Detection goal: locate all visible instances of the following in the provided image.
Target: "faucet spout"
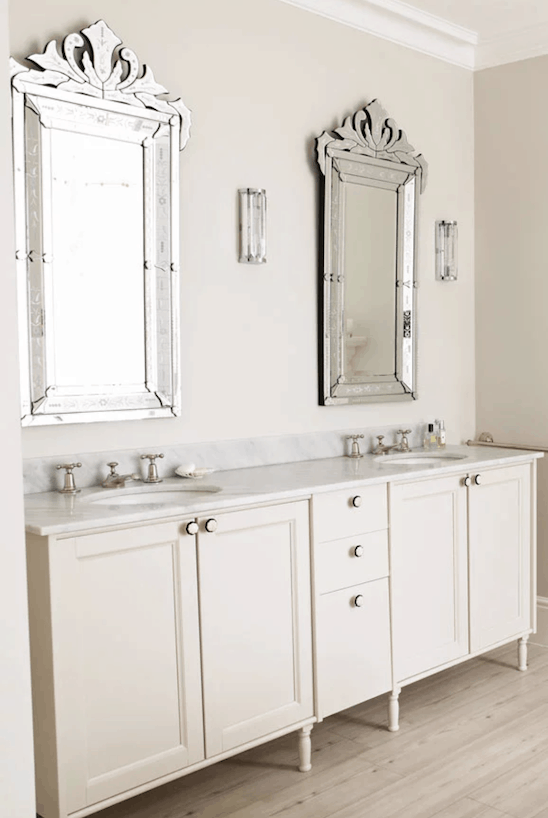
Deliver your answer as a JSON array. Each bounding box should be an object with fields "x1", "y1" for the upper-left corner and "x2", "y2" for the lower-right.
[{"x1": 102, "y1": 462, "x2": 140, "y2": 488}]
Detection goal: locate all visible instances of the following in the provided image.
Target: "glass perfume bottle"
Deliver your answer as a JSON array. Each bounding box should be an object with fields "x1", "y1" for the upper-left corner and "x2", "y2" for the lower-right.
[
  {"x1": 423, "y1": 423, "x2": 436, "y2": 450},
  {"x1": 436, "y1": 419, "x2": 446, "y2": 448}
]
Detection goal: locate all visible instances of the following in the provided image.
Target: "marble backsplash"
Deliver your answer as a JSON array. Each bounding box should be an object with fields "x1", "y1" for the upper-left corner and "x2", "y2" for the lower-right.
[{"x1": 23, "y1": 423, "x2": 430, "y2": 494}]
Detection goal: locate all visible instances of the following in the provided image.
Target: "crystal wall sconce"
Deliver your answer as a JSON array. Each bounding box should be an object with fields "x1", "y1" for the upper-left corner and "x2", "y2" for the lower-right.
[
  {"x1": 435, "y1": 220, "x2": 458, "y2": 281},
  {"x1": 239, "y1": 188, "x2": 267, "y2": 264}
]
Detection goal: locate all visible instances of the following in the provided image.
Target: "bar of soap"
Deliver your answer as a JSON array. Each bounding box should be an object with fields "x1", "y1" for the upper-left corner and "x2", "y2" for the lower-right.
[{"x1": 179, "y1": 462, "x2": 196, "y2": 474}]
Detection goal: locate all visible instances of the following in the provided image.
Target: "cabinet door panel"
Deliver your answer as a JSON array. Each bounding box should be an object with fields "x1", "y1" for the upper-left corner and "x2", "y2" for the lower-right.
[
  {"x1": 52, "y1": 522, "x2": 203, "y2": 811},
  {"x1": 469, "y1": 464, "x2": 531, "y2": 651},
  {"x1": 317, "y1": 579, "x2": 391, "y2": 718},
  {"x1": 390, "y1": 475, "x2": 468, "y2": 681},
  {"x1": 198, "y1": 502, "x2": 313, "y2": 757}
]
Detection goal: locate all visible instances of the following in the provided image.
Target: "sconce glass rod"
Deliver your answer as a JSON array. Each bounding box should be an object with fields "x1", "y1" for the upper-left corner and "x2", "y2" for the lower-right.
[
  {"x1": 435, "y1": 220, "x2": 458, "y2": 281},
  {"x1": 239, "y1": 188, "x2": 267, "y2": 264}
]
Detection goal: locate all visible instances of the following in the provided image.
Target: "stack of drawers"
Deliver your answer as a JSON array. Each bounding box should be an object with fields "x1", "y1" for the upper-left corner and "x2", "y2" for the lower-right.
[{"x1": 312, "y1": 483, "x2": 392, "y2": 718}]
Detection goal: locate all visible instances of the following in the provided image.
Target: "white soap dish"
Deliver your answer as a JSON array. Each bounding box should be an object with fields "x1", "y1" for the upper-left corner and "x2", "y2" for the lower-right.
[{"x1": 175, "y1": 466, "x2": 215, "y2": 479}]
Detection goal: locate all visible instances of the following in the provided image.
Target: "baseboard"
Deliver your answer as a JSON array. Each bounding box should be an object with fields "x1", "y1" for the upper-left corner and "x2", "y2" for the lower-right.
[{"x1": 531, "y1": 597, "x2": 548, "y2": 647}]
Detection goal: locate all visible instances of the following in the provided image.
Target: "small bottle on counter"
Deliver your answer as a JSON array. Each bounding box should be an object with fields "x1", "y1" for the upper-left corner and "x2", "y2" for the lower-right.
[
  {"x1": 435, "y1": 419, "x2": 446, "y2": 448},
  {"x1": 423, "y1": 423, "x2": 436, "y2": 450}
]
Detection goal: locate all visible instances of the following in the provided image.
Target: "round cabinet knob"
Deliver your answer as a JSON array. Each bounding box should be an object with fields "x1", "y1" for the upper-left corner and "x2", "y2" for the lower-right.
[
  {"x1": 352, "y1": 496, "x2": 362, "y2": 508},
  {"x1": 354, "y1": 595, "x2": 365, "y2": 608},
  {"x1": 463, "y1": 476, "x2": 471, "y2": 488},
  {"x1": 474, "y1": 474, "x2": 482, "y2": 486},
  {"x1": 205, "y1": 518, "x2": 218, "y2": 533},
  {"x1": 354, "y1": 545, "x2": 364, "y2": 558},
  {"x1": 186, "y1": 521, "x2": 199, "y2": 536}
]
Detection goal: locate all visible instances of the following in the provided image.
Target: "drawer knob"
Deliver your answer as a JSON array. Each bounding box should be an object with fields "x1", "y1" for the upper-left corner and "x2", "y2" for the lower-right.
[
  {"x1": 474, "y1": 474, "x2": 482, "y2": 486},
  {"x1": 186, "y1": 521, "x2": 199, "y2": 536},
  {"x1": 354, "y1": 545, "x2": 364, "y2": 558},
  {"x1": 352, "y1": 495, "x2": 362, "y2": 508},
  {"x1": 463, "y1": 476, "x2": 471, "y2": 487},
  {"x1": 354, "y1": 594, "x2": 365, "y2": 608},
  {"x1": 205, "y1": 518, "x2": 218, "y2": 533}
]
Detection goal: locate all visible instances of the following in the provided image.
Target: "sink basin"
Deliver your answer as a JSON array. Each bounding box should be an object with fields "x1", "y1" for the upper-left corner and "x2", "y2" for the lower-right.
[
  {"x1": 375, "y1": 452, "x2": 468, "y2": 465},
  {"x1": 84, "y1": 484, "x2": 221, "y2": 506}
]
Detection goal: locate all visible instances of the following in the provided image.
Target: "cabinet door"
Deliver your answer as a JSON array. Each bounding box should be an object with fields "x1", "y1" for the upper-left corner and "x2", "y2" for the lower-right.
[
  {"x1": 317, "y1": 579, "x2": 391, "y2": 718},
  {"x1": 51, "y1": 522, "x2": 204, "y2": 813},
  {"x1": 469, "y1": 463, "x2": 531, "y2": 652},
  {"x1": 198, "y1": 501, "x2": 313, "y2": 757},
  {"x1": 390, "y1": 475, "x2": 469, "y2": 682}
]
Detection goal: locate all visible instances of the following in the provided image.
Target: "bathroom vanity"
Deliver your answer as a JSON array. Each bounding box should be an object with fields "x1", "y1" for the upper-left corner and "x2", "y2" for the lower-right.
[{"x1": 24, "y1": 446, "x2": 540, "y2": 818}]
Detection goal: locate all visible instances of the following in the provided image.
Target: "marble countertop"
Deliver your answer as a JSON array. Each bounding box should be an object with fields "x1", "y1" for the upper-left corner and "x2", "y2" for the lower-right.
[{"x1": 24, "y1": 445, "x2": 543, "y2": 536}]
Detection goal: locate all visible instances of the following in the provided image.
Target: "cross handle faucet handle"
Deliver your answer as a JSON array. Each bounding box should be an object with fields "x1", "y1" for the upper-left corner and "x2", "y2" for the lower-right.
[
  {"x1": 346, "y1": 434, "x2": 364, "y2": 459},
  {"x1": 56, "y1": 462, "x2": 82, "y2": 494},
  {"x1": 140, "y1": 453, "x2": 164, "y2": 483}
]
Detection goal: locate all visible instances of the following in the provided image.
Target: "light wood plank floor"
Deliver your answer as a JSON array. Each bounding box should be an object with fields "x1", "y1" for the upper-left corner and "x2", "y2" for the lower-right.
[{"x1": 98, "y1": 642, "x2": 548, "y2": 818}]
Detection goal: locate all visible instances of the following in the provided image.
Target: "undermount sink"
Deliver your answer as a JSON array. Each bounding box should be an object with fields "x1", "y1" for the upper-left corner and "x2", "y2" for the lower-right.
[
  {"x1": 375, "y1": 451, "x2": 468, "y2": 465},
  {"x1": 83, "y1": 484, "x2": 222, "y2": 506}
]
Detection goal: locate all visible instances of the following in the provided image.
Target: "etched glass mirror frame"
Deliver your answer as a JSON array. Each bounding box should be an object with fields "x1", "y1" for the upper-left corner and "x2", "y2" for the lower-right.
[
  {"x1": 11, "y1": 21, "x2": 191, "y2": 425},
  {"x1": 317, "y1": 100, "x2": 427, "y2": 404}
]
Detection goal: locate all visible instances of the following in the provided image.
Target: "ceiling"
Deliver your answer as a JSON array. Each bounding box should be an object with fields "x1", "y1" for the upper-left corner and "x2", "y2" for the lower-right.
[
  {"x1": 279, "y1": 0, "x2": 548, "y2": 70},
  {"x1": 403, "y1": 0, "x2": 548, "y2": 41}
]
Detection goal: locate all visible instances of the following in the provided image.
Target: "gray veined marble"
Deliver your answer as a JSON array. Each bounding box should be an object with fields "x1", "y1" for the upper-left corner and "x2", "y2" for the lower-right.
[{"x1": 23, "y1": 425, "x2": 429, "y2": 494}]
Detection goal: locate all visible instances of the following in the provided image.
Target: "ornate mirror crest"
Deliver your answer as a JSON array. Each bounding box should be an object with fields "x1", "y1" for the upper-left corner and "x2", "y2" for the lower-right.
[
  {"x1": 317, "y1": 99, "x2": 427, "y2": 405},
  {"x1": 11, "y1": 21, "x2": 190, "y2": 425}
]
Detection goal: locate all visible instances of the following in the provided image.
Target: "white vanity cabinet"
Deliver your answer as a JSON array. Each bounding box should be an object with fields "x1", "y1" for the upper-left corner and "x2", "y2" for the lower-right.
[
  {"x1": 26, "y1": 500, "x2": 314, "y2": 818},
  {"x1": 23, "y1": 449, "x2": 540, "y2": 817},
  {"x1": 390, "y1": 462, "x2": 535, "y2": 686},
  {"x1": 311, "y1": 484, "x2": 392, "y2": 719}
]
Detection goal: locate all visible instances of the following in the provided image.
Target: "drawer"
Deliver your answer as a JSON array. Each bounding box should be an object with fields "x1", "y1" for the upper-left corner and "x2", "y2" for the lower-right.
[
  {"x1": 315, "y1": 530, "x2": 389, "y2": 594},
  {"x1": 317, "y1": 578, "x2": 392, "y2": 718},
  {"x1": 312, "y1": 483, "x2": 387, "y2": 543}
]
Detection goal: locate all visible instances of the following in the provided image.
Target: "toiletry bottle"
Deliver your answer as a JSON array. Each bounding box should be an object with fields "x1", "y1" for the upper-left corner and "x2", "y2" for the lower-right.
[
  {"x1": 424, "y1": 423, "x2": 435, "y2": 450},
  {"x1": 437, "y1": 420, "x2": 446, "y2": 448}
]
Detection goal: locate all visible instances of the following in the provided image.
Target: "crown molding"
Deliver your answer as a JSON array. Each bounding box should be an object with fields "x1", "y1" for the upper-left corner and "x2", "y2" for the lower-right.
[
  {"x1": 475, "y1": 22, "x2": 548, "y2": 71},
  {"x1": 278, "y1": 0, "x2": 548, "y2": 72},
  {"x1": 278, "y1": 0, "x2": 477, "y2": 69}
]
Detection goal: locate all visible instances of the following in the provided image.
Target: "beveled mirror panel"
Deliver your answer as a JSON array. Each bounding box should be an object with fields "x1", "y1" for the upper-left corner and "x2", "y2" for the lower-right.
[
  {"x1": 11, "y1": 21, "x2": 191, "y2": 425},
  {"x1": 317, "y1": 100, "x2": 427, "y2": 404}
]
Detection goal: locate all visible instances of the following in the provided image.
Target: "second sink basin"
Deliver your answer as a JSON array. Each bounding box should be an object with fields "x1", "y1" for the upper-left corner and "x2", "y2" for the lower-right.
[
  {"x1": 84, "y1": 484, "x2": 221, "y2": 506},
  {"x1": 375, "y1": 451, "x2": 468, "y2": 465}
]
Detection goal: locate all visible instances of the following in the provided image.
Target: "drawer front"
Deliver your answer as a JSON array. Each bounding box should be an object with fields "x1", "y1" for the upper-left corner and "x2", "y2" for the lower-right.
[
  {"x1": 313, "y1": 484, "x2": 387, "y2": 543},
  {"x1": 317, "y1": 579, "x2": 392, "y2": 719},
  {"x1": 315, "y1": 530, "x2": 389, "y2": 594}
]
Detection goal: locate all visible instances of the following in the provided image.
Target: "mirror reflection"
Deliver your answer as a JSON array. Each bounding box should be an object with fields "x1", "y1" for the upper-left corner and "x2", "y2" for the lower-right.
[
  {"x1": 343, "y1": 184, "x2": 397, "y2": 380},
  {"x1": 51, "y1": 129, "x2": 146, "y2": 389}
]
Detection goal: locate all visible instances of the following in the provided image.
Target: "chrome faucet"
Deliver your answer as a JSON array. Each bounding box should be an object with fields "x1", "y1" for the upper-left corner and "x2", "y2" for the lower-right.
[
  {"x1": 373, "y1": 435, "x2": 399, "y2": 456},
  {"x1": 346, "y1": 434, "x2": 364, "y2": 459},
  {"x1": 57, "y1": 462, "x2": 82, "y2": 494},
  {"x1": 102, "y1": 462, "x2": 139, "y2": 489},
  {"x1": 397, "y1": 429, "x2": 412, "y2": 452},
  {"x1": 141, "y1": 453, "x2": 164, "y2": 483}
]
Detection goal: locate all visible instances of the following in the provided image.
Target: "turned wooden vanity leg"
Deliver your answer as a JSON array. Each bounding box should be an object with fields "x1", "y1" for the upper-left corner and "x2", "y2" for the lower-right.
[
  {"x1": 388, "y1": 686, "x2": 401, "y2": 732},
  {"x1": 298, "y1": 725, "x2": 313, "y2": 772},
  {"x1": 518, "y1": 636, "x2": 529, "y2": 671}
]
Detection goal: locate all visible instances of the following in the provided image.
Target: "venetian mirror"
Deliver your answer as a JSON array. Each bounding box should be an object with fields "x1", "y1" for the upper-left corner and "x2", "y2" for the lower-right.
[
  {"x1": 11, "y1": 21, "x2": 191, "y2": 425},
  {"x1": 316, "y1": 100, "x2": 427, "y2": 404}
]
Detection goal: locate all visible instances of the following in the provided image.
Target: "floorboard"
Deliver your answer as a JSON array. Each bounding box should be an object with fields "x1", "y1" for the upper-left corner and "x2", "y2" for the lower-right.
[{"x1": 97, "y1": 643, "x2": 548, "y2": 818}]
